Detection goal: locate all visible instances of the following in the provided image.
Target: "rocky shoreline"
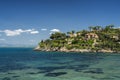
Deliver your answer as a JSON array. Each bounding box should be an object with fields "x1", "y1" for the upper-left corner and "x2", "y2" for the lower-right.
[{"x1": 34, "y1": 45, "x2": 119, "y2": 53}]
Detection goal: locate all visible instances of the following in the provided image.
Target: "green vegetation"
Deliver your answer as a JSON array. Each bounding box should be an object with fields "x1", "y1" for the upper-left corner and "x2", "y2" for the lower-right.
[{"x1": 38, "y1": 25, "x2": 120, "y2": 52}]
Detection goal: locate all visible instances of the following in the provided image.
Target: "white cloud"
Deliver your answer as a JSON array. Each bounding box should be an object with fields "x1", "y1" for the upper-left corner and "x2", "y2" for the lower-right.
[
  {"x1": 0, "y1": 39, "x2": 5, "y2": 41},
  {"x1": 41, "y1": 28, "x2": 47, "y2": 31},
  {"x1": 30, "y1": 31, "x2": 39, "y2": 34},
  {"x1": 49, "y1": 29, "x2": 61, "y2": 34},
  {"x1": 4, "y1": 30, "x2": 21, "y2": 36},
  {"x1": 50, "y1": 29, "x2": 60, "y2": 32},
  {"x1": 0, "y1": 29, "x2": 39, "y2": 36}
]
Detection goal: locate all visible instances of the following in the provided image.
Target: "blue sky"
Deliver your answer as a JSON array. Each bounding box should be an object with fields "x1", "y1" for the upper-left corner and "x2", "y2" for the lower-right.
[{"x1": 0, "y1": 0, "x2": 120, "y2": 47}]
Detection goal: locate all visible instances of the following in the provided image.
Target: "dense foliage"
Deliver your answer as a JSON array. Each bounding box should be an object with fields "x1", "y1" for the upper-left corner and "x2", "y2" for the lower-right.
[{"x1": 39, "y1": 25, "x2": 120, "y2": 52}]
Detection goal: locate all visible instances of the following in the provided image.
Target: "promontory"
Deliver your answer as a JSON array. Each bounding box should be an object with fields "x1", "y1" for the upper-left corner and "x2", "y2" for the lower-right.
[{"x1": 35, "y1": 25, "x2": 120, "y2": 53}]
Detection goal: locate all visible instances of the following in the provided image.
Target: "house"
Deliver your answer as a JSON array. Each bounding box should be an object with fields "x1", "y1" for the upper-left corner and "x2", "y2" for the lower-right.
[
  {"x1": 85, "y1": 33, "x2": 99, "y2": 39},
  {"x1": 112, "y1": 35, "x2": 119, "y2": 40},
  {"x1": 76, "y1": 32, "x2": 81, "y2": 36},
  {"x1": 69, "y1": 33, "x2": 77, "y2": 37}
]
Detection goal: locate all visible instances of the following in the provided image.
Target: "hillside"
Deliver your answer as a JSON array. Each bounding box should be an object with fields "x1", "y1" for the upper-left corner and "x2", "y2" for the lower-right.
[{"x1": 36, "y1": 25, "x2": 120, "y2": 53}]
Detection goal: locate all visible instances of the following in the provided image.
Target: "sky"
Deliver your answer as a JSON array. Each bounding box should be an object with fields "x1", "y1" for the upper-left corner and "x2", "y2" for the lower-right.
[{"x1": 0, "y1": 0, "x2": 120, "y2": 47}]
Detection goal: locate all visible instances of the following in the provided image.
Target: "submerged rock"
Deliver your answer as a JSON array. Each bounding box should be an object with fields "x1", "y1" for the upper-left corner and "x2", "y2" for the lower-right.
[
  {"x1": 37, "y1": 66, "x2": 66, "y2": 72},
  {"x1": 2, "y1": 77, "x2": 11, "y2": 80},
  {"x1": 84, "y1": 68, "x2": 104, "y2": 74},
  {"x1": 12, "y1": 76, "x2": 20, "y2": 78},
  {"x1": 45, "y1": 72, "x2": 67, "y2": 77}
]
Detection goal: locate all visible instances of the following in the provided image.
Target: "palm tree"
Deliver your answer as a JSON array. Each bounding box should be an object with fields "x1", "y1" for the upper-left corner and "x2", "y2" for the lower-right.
[
  {"x1": 92, "y1": 26, "x2": 97, "y2": 31},
  {"x1": 89, "y1": 26, "x2": 94, "y2": 31},
  {"x1": 72, "y1": 30, "x2": 75, "y2": 34},
  {"x1": 67, "y1": 30, "x2": 75, "y2": 37},
  {"x1": 67, "y1": 32, "x2": 71, "y2": 35},
  {"x1": 104, "y1": 24, "x2": 114, "y2": 32},
  {"x1": 108, "y1": 24, "x2": 114, "y2": 29},
  {"x1": 81, "y1": 30, "x2": 88, "y2": 36},
  {"x1": 95, "y1": 26, "x2": 102, "y2": 31}
]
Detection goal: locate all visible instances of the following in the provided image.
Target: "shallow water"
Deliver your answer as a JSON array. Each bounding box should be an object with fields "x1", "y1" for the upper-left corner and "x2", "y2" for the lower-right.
[{"x1": 0, "y1": 48, "x2": 120, "y2": 80}]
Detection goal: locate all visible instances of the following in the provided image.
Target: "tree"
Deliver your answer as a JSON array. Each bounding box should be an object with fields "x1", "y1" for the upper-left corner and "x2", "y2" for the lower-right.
[
  {"x1": 89, "y1": 26, "x2": 94, "y2": 31},
  {"x1": 38, "y1": 24, "x2": 120, "y2": 52},
  {"x1": 72, "y1": 30, "x2": 75, "y2": 34},
  {"x1": 50, "y1": 32, "x2": 66, "y2": 40},
  {"x1": 95, "y1": 26, "x2": 102, "y2": 31},
  {"x1": 104, "y1": 24, "x2": 114, "y2": 32},
  {"x1": 81, "y1": 30, "x2": 88, "y2": 36}
]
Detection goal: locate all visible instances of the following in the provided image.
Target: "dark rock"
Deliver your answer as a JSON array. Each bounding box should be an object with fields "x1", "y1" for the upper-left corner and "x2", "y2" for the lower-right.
[
  {"x1": 27, "y1": 72, "x2": 38, "y2": 74},
  {"x1": 113, "y1": 75, "x2": 120, "y2": 78},
  {"x1": 12, "y1": 76, "x2": 20, "y2": 78},
  {"x1": 84, "y1": 68, "x2": 104, "y2": 74},
  {"x1": 7, "y1": 72, "x2": 15, "y2": 74},
  {"x1": 45, "y1": 72, "x2": 67, "y2": 77},
  {"x1": 2, "y1": 77, "x2": 11, "y2": 80},
  {"x1": 100, "y1": 77, "x2": 114, "y2": 80},
  {"x1": 37, "y1": 70, "x2": 49, "y2": 73},
  {"x1": 0, "y1": 64, "x2": 30, "y2": 72},
  {"x1": 74, "y1": 64, "x2": 89, "y2": 72},
  {"x1": 37, "y1": 66, "x2": 66, "y2": 72}
]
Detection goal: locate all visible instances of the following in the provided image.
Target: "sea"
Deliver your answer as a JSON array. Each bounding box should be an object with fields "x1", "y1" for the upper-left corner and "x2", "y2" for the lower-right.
[{"x1": 0, "y1": 48, "x2": 120, "y2": 80}]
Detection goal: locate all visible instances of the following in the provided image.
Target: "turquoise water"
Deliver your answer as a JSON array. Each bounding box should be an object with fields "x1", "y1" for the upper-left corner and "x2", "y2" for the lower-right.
[{"x1": 0, "y1": 48, "x2": 120, "y2": 80}]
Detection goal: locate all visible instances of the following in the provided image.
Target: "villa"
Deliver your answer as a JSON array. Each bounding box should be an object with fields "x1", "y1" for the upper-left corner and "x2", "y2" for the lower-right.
[
  {"x1": 112, "y1": 35, "x2": 119, "y2": 40},
  {"x1": 85, "y1": 33, "x2": 99, "y2": 39}
]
